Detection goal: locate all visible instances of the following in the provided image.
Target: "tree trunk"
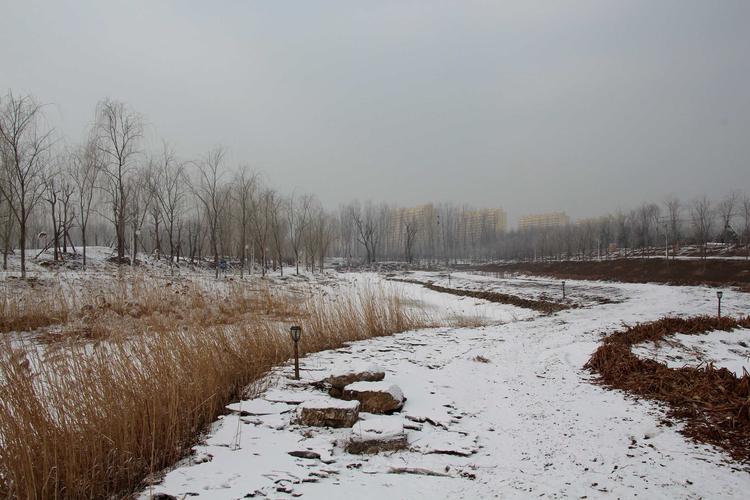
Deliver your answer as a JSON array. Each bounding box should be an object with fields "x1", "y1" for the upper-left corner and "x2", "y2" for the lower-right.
[
  {"x1": 19, "y1": 222, "x2": 27, "y2": 278},
  {"x1": 81, "y1": 225, "x2": 87, "y2": 268}
]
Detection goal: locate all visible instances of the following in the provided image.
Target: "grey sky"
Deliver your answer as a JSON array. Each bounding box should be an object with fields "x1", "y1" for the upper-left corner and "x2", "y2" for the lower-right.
[{"x1": 2, "y1": 0, "x2": 749, "y2": 224}]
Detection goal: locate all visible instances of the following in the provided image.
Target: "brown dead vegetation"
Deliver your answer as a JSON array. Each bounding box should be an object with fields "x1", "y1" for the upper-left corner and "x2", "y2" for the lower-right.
[
  {"x1": 390, "y1": 278, "x2": 571, "y2": 314},
  {"x1": 0, "y1": 279, "x2": 428, "y2": 499},
  {"x1": 585, "y1": 315, "x2": 750, "y2": 464},
  {"x1": 480, "y1": 259, "x2": 750, "y2": 292},
  {"x1": 1, "y1": 275, "x2": 305, "y2": 340}
]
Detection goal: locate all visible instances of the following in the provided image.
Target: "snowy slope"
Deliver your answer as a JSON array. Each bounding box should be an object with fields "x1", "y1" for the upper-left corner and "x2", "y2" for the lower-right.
[{"x1": 143, "y1": 273, "x2": 750, "y2": 499}]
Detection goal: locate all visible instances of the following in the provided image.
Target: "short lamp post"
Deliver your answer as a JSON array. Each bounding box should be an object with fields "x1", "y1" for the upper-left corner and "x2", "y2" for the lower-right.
[
  {"x1": 717, "y1": 291, "x2": 723, "y2": 321},
  {"x1": 289, "y1": 325, "x2": 302, "y2": 380},
  {"x1": 562, "y1": 281, "x2": 566, "y2": 300}
]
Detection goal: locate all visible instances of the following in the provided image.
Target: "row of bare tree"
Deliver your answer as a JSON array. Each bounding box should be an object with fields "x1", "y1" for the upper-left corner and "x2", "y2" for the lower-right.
[
  {"x1": 500, "y1": 194, "x2": 750, "y2": 261},
  {"x1": 2, "y1": 91, "x2": 748, "y2": 275},
  {"x1": 0, "y1": 93, "x2": 341, "y2": 278}
]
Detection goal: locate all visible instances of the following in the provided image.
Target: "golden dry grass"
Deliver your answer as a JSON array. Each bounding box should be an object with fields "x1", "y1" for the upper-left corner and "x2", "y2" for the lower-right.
[{"x1": 0, "y1": 276, "x2": 429, "y2": 499}]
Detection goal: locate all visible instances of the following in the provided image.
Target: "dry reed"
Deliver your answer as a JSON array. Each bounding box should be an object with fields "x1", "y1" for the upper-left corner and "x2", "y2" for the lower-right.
[{"x1": 0, "y1": 278, "x2": 428, "y2": 499}]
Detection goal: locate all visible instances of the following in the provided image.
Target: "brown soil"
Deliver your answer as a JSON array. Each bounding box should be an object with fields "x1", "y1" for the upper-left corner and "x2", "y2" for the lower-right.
[
  {"x1": 478, "y1": 259, "x2": 750, "y2": 292},
  {"x1": 390, "y1": 278, "x2": 571, "y2": 314},
  {"x1": 585, "y1": 315, "x2": 750, "y2": 465}
]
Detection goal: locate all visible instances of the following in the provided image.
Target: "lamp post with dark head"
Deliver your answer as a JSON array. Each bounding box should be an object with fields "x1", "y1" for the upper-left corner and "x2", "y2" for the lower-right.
[
  {"x1": 717, "y1": 291, "x2": 723, "y2": 321},
  {"x1": 290, "y1": 325, "x2": 302, "y2": 379}
]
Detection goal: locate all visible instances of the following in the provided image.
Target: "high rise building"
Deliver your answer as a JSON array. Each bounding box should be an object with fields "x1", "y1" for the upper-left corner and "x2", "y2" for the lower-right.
[{"x1": 518, "y1": 212, "x2": 570, "y2": 230}]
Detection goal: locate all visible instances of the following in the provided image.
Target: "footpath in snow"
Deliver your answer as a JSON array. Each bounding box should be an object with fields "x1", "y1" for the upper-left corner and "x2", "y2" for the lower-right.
[{"x1": 146, "y1": 272, "x2": 750, "y2": 499}]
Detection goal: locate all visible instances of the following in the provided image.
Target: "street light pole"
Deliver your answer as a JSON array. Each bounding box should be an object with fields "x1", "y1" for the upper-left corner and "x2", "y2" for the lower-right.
[
  {"x1": 290, "y1": 326, "x2": 302, "y2": 379},
  {"x1": 717, "y1": 291, "x2": 723, "y2": 321}
]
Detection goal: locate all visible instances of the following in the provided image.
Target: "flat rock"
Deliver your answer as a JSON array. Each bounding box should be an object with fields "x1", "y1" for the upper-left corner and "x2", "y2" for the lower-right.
[
  {"x1": 410, "y1": 430, "x2": 478, "y2": 457},
  {"x1": 342, "y1": 381, "x2": 405, "y2": 414},
  {"x1": 346, "y1": 417, "x2": 408, "y2": 454},
  {"x1": 225, "y1": 399, "x2": 291, "y2": 416},
  {"x1": 323, "y1": 364, "x2": 385, "y2": 397},
  {"x1": 288, "y1": 450, "x2": 321, "y2": 460},
  {"x1": 263, "y1": 389, "x2": 318, "y2": 405},
  {"x1": 297, "y1": 398, "x2": 360, "y2": 428}
]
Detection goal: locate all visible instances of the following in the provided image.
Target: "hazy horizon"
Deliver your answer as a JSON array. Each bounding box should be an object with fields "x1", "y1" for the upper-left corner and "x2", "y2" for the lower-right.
[{"x1": 2, "y1": 0, "x2": 749, "y2": 224}]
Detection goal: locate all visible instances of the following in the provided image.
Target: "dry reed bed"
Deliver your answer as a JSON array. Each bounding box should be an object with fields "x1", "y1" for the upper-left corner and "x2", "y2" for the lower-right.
[
  {"x1": 1, "y1": 275, "x2": 305, "y2": 340},
  {"x1": 0, "y1": 280, "x2": 428, "y2": 499},
  {"x1": 585, "y1": 315, "x2": 750, "y2": 464}
]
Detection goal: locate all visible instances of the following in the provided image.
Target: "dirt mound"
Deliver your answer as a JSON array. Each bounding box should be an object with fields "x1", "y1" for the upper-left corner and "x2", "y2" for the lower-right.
[
  {"x1": 479, "y1": 259, "x2": 750, "y2": 291},
  {"x1": 391, "y1": 278, "x2": 571, "y2": 314},
  {"x1": 586, "y1": 315, "x2": 750, "y2": 464}
]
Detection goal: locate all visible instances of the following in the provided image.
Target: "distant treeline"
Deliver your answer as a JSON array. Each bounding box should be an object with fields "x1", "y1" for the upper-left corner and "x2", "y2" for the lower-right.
[{"x1": 2, "y1": 91, "x2": 748, "y2": 277}]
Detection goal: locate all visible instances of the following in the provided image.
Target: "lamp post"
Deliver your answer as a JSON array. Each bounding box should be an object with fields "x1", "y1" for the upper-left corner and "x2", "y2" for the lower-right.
[
  {"x1": 717, "y1": 291, "x2": 723, "y2": 321},
  {"x1": 289, "y1": 325, "x2": 302, "y2": 379},
  {"x1": 562, "y1": 280, "x2": 566, "y2": 300}
]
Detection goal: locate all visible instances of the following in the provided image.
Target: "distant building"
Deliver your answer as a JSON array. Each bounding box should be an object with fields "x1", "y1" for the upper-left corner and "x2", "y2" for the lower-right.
[
  {"x1": 386, "y1": 204, "x2": 507, "y2": 255},
  {"x1": 518, "y1": 212, "x2": 570, "y2": 230},
  {"x1": 462, "y1": 208, "x2": 507, "y2": 239}
]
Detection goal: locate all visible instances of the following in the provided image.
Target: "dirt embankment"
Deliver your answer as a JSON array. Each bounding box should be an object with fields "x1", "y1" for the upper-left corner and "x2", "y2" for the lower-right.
[
  {"x1": 478, "y1": 259, "x2": 750, "y2": 292},
  {"x1": 390, "y1": 278, "x2": 571, "y2": 314}
]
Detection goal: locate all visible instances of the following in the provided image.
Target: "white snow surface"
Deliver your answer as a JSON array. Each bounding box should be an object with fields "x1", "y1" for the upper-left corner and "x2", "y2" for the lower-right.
[
  {"x1": 632, "y1": 328, "x2": 750, "y2": 377},
  {"x1": 142, "y1": 272, "x2": 750, "y2": 499},
  {"x1": 300, "y1": 398, "x2": 361, "y2": 411},
  {"x1": 350, "y1": 417, "x2": 406, "y2": 442}
]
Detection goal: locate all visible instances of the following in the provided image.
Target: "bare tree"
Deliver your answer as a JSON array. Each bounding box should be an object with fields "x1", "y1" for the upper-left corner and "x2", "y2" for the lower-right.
[
  {"x1": 308, "y1": 206, "x2": 336, "y2": 272},
  {"x1": 716, "y1": 191, "x2": 738, "y2": 243},
  {"x1": 193, "y1": 147, "x2": 229, "y2": 279},
  {"x1": 250, "y1": 186, "x2": 274, "y2": 277},
  {"x1": 664, "y1": 197, "x2": 681, "y2": 251},
  {"x1": 349, "y1": 201, "x2": 385, "y2": 264},
  {"x1": 0, "y1": 92, "x2": 53, "y2": 277},
  {"x1": 95, "y1": 99, "x2": 142, "y2": 262},
  {"x1": 151, "y1": 142, "x2": 186, "y2": 269},
  {"x1": 403, "y1": 216, "x2": 418, "y2": 264},
  {"x1": 70, "y1": 136, "x2": 101, "y2": 268},
  {"x1": 690, "y1": 196, "x2": 713, "y2": 260},
  {"x1": 268, "y1": 191, "x2": 286, "y2": 276},
  {"x1": 42, "y1": 167, "x2": 61, "y2": 260},
  {"x1": 130, "y1": 165, "x2": 155, "y2": 263},
  {"x1": 287, "y1": 192, "x2": 313, "y2": 275},
  {"x1": 233, "y1": 167, "x2": 257, "y2": 278}
]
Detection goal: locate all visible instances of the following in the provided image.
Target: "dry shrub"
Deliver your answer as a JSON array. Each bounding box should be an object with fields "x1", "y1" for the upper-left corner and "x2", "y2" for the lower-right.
[
  {"x1": 0, "y1": 280, "x2": 72, "y2": 333},
  {"x1": 0, "y1": 281, "x2": 429, "y2": 499},
  {"x1": 585, "y1": 315, "x2": 750, "y2": 464}
]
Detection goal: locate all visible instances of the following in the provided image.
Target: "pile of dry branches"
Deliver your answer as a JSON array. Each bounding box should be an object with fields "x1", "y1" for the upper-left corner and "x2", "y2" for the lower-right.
[{"x1": 586, "y1": 315, "x2": 750, "y2": 463}]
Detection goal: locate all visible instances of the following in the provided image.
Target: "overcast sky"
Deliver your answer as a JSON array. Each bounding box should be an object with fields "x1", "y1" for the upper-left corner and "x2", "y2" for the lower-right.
[{"x1": 2, "y1": 0, "x2": 749, "y2": 223}]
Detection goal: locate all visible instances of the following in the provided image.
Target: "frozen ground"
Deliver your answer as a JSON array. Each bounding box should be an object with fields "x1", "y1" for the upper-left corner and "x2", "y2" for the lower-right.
[
  {"x1": 632, "y1": 328, "x2": 750, "y2": 377},
  {"x1": 145, "y1": 272, "x2": 750, "y2": 499},
  {"x1": 399, "y1": 270, "x2": 624, "y2": 307}
]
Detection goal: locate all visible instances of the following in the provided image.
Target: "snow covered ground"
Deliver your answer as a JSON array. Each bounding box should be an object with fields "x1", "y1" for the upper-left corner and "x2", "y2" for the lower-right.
[
  {"x1": 632, "y1": 328, "x2": 750, "y2": 377},
  {"x1": 399, "y1": 270, "x2": 625, "y2": 307},
  {"x1": 144, "y1": 273, "x2": 750, "y2": 499}
]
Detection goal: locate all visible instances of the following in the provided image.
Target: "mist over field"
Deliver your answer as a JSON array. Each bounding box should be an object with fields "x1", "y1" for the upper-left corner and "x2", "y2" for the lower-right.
[{"x1": 2, "y1": 0, "x2": 749, "y2": 221}]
